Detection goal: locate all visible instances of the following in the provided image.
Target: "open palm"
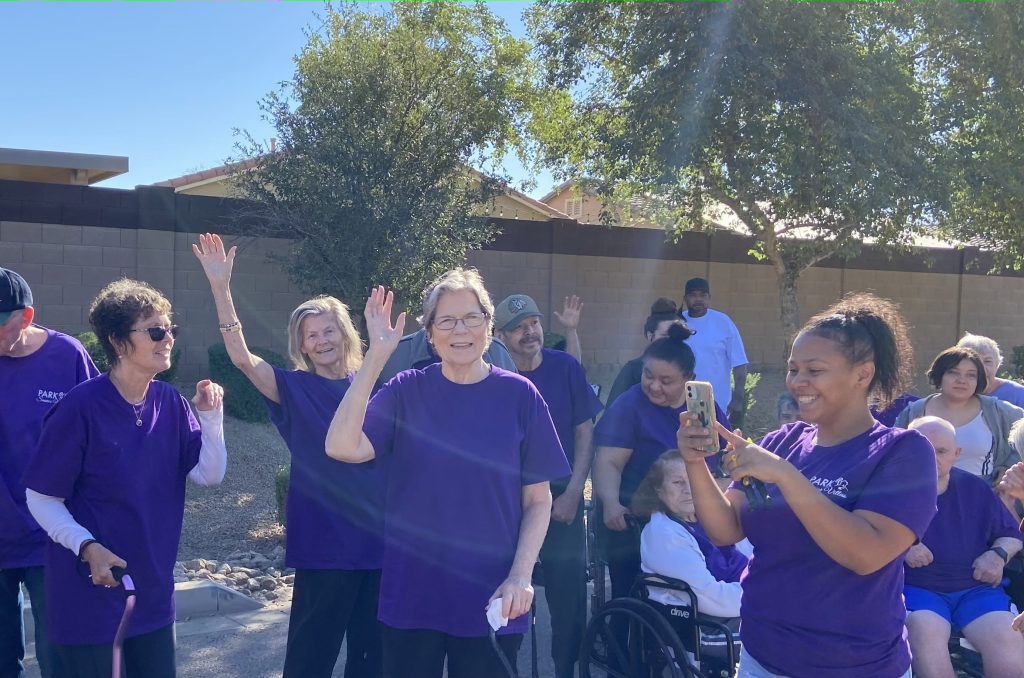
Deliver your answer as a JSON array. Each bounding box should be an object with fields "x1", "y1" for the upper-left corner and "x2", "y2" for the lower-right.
[
  {"x1": 192, "y1": 233, "x2": 236, "y2": 286},
  {"x1": 365, "y1": 286, "x2": 406, "y2": 357}
]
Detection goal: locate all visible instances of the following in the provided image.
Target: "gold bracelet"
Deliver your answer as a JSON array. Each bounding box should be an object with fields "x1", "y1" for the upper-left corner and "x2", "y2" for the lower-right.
[{"x1": 219, "y1": 320, "x2": 242, "y2": 333}]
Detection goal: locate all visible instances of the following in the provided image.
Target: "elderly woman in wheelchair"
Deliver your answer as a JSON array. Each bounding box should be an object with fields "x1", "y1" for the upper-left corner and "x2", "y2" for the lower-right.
[{"x1": 631, "y1": 450, "x2": 752, "y2": 666}]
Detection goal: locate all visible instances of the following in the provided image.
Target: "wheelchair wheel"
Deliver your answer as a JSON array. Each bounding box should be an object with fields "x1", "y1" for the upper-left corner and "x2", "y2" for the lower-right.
[{"x1": 579, "y1": 597, "x2": 700, "y2": 678}]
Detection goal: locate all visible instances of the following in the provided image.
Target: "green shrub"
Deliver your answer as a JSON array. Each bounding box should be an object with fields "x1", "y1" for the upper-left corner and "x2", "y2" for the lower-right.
[
  {"x1": 744, "y1": 371, "x2": 761, "y2": 414},
  {"x1": 275, "y1": 465, "x2": 290, "y2": 526},
  {"x1": 76, "y1": 330, "x2": 180, "y2": 381},
  {"x1": 1012, "y1": 346, "x2": 1024, "y2": 380},
  {"x1": 544, "y1": 332, "x2": 567, "y2": 351},
  {"x1": 207, "y1": 344, "x2": 288, "y2": 422},
  {"x1": 77, "y1": 331, "x2": 109, "y2": 373}
]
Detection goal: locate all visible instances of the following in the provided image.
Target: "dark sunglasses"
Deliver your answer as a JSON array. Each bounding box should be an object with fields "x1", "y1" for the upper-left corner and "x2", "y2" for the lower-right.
[{"x1": 129, "y1": 325, "x2": 180, "y2": 342}]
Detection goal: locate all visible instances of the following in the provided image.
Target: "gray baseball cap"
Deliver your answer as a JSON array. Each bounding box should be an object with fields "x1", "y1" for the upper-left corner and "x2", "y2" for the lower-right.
[{"x1": 494, "y1": 294, "x2": 543, "y2": 332}]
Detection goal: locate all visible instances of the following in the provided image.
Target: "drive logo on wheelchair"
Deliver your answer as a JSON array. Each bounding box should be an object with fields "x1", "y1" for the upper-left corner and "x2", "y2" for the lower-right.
[{"x1": 668, "y1": 606, "x2": 692, "y2": 620}]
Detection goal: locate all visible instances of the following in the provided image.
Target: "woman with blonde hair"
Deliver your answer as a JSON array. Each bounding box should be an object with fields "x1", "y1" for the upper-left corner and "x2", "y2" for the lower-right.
[
  {"x1": 326, "y1": 269, "x2": 569, "y2": 678},
  {"x1": 194, "y1": 234, "x2": 383, "y2": 678}
]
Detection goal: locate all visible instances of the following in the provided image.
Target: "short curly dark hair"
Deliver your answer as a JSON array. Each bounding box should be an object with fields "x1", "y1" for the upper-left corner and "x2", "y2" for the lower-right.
[
  {"x1": 927, "y1": 346, "x2": 988, "y2": 395},
  {"x1": 88, "y1": 279, "x2": 172, "y2": 366}
]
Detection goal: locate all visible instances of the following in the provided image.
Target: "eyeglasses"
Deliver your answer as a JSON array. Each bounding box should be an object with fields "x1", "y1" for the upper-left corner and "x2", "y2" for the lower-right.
[
  {"x1": 432, "y1": 313, "x2": 489, "y2": 331},
  {"x1": 129, "y1": 325, "x2": 180, "y2": 342}
]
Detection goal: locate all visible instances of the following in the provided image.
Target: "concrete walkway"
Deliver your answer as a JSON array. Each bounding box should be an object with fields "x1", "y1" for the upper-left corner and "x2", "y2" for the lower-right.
[{"x1": 24, "y1": 589, "x2": 559, "y2": 678}]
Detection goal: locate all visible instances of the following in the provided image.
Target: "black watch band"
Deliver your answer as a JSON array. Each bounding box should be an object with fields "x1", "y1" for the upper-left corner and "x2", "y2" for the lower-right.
[
  {"x1": 78, "y1": 539, "x2": 98, "y2": 561},
  {"x1": 990, "y1": 546, "x2": 1009, "y2": 564}
]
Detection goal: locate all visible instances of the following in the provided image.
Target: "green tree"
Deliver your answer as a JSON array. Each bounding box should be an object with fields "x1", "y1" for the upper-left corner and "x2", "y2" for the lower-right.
[
  {"x1": 529, "y1": 2, "x2": 939, "y2": 360},
  {"x1": 914, "y1": 3, "x2": 1024, "y2": 266},
  {"x1": 233, "y1": 2, "x2": 534, "y2": 307}
]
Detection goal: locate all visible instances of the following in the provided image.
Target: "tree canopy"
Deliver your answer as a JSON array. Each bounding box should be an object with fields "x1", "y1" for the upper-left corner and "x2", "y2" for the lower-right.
[
  {"x1": 527, "y1": 2, "x2": 951, "y2": 355},
  {"x1": 233, "y1": 2, "x2": 533, "y2": 308}
]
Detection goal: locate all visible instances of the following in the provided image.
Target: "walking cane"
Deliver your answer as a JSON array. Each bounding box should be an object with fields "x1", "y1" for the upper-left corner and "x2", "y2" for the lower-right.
[{"x1": 110, "y1": 567, "x2": 136, "y2": 678}]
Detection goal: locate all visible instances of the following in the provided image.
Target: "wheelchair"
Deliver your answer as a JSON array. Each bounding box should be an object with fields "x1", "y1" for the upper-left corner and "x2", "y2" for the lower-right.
[{"x1": 581, "y1": 502, "x2": 738, "y2": 677}]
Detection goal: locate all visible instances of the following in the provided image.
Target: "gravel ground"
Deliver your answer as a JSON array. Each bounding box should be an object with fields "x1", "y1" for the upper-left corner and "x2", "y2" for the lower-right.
[{"x1": 179, "y1": 416, "x2": 288, "y2": 560}]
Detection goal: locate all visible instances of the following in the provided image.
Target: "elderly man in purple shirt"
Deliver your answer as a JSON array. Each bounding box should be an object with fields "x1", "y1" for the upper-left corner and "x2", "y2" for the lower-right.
[{"x1": 0, "y1": 268, "x2": 98, "y2": 678}]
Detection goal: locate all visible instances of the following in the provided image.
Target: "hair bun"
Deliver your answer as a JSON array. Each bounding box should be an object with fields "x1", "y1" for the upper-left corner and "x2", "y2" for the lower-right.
[
  {"x1": 666, "y1": 322, "x2": 691, "y2": 343},
  {"x1": 650, "y1": 297, "x2": 678, "y2": 315}
]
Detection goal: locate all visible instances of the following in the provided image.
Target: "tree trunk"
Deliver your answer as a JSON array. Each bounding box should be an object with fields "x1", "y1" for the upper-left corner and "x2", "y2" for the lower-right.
[{"x1": 778, "y1": 271, "x2": 801, "y2": 366}]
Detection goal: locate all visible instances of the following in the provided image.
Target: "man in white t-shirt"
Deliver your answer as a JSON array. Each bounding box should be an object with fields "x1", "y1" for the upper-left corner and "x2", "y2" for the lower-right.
[{"x1": 680, "y1": 277, "x2": 749, "y2": 427}]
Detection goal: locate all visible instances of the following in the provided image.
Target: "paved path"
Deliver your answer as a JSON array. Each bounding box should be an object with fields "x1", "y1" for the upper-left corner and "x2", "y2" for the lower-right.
[{"x1": 25, "y1": 590, "x2": 560, "y2": 678}]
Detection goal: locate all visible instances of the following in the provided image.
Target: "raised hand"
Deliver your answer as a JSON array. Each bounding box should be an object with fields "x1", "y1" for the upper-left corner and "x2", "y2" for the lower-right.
[
  {"x1": 364, "y1": 286, "x2": 406, "y2": 359},
  {"x1": 192, "y1": 379, "x2": 225, "y2": 412},
  {"x1": 192, "y1": 233, "x2": 237, "y2": 288},
  {"x1": 553, "y1": 295, "x2": 583, "y2": 330}
]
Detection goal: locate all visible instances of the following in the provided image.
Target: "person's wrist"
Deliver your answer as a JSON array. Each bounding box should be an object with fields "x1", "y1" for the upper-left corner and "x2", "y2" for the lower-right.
[
  {"x1": 990, "y1": 546, "x2": 1010, "y2": 564},
  {"x1": 79, "y1": 539, "x2": 99, "y2": 562}
]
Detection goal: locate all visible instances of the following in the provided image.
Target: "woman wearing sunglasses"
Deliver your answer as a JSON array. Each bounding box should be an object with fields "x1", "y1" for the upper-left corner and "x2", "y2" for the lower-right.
[
  {"x1": 193, "y1": 233, "x2": 384, "y2": 678},
  {"x1": 22, "y1": 278, "x2": 227, "y2": 678}
]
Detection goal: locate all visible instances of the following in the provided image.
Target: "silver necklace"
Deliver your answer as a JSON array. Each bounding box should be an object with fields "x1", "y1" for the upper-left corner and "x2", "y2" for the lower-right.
[{"x1": 131, "y1": 401, "x2": 143, "y2": 427}]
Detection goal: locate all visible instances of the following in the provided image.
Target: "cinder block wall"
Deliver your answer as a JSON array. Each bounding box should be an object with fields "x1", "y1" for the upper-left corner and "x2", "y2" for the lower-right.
[{"x1": 3, "y1": 178, "x2": 1024, "y2": 394}]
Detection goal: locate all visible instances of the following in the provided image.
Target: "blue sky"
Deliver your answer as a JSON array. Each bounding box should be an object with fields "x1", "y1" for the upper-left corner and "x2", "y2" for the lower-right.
[{"x1": 0, "y1": 2, "x2": 553, "y2": 197}]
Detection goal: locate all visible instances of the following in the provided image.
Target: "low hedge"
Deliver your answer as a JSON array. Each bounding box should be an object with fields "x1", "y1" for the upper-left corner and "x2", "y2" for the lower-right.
[{"x1": 207, "y1": 344, "x2": 288, "y2": 422}]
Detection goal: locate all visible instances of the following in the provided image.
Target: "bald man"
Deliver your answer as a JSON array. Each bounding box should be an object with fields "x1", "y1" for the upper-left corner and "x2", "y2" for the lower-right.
[{"x1": 903, "y1": 416, "x2": 1024, "y2": 678}]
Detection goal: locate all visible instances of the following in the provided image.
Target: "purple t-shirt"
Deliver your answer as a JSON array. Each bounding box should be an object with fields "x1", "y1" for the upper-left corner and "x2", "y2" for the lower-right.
[
  {"x1": 0, "y1": 327, "x2": 98, "y2": 568},
  {"x1": 595, "y1": 384, "x2": 729, "y2": 505},
  {"x1": 363, "y1": 364, "x2": 569, "y2": 637},
  {"x1": 871, "y1": 394, "x2": 920, "y2": 428},
  {"x1": 264, "y1": 367, "x2": 384, "y2": 570},
  {"x1": 519, "y1": 349, "x2": 603, "y2": 492},
  {"x1": 991, "y1": 381, "x2": 1024, "y2": 409},
  {"x1": 905, "y1": 467, "x2": 1021, "y2": 592},
  {"x1": 22, "y1": 375, "x2": 202, "y2": 645},
  {"x1": 734, "y1": 422, "x2": 937, "y2": 678}
]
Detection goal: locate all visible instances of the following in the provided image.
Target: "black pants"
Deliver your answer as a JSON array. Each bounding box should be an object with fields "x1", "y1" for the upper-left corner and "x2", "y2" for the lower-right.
[
  {"x1": 283, "y1": 568, "x2": 382, "y2": 678},
  {"x1": 603, "y1": 523, "x2": 640, "y2": 600},
  {"x1": 539, "y1": 501, "x2": 586, "y2": 678},
  {"x1": 381, "y1": 625, "x2": 522, "y2": 678},
  {"x1": 54, "y1": 623, "x2": 174, "y2": 678},
  {"x1": 0, "y1": 566, "x2": 60, "y2": 678}
]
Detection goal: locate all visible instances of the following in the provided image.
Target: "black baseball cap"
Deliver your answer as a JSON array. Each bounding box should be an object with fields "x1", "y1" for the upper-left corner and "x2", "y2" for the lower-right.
[
  {"x1": 0, "y1": 268, "x2": 33, "y2": 324},
  {"x1": 684, "y1": 277, "x2": 710, "y2": 295}
]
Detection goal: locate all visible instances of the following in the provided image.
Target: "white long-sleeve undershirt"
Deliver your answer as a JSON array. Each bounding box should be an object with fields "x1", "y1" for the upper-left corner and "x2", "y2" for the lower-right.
[{"x1": 26, "y1": 406, "x2": 227, "y2": 556}]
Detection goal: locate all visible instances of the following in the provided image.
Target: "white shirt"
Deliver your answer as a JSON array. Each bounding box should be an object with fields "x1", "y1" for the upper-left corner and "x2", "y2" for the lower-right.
[
  {"x1": 681, "y1": 308, "x2": 748, "y2": 409},
  {"x1": 954, "y1": 410, "x2": 994, "y2": 478},
  {"x1": 640, "y1": 511, "x2": 747, "y2": 618}
]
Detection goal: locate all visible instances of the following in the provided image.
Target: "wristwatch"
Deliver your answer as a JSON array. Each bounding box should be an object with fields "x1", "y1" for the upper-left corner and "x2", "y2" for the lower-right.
[{"x1": 990, "y1": 546, "x2": 1010, "y2": 564}]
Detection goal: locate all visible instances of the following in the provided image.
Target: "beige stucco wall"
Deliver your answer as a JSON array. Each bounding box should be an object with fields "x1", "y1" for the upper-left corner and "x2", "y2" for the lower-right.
[{"x1": 4, "y1": 218, "x2": 1024, "y2": 394}]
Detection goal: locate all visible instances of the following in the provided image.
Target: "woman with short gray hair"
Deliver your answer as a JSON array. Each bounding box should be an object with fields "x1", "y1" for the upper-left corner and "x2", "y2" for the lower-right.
[
  {"x1": 326, "y1": 269, "x2": 569, "y2": 678},
  {"x1": 957, "y1": 332, "x2": 1024, "y2": 408},
  {"x1": 194, "y1": 233, "x2": 383, "y2": 678}
]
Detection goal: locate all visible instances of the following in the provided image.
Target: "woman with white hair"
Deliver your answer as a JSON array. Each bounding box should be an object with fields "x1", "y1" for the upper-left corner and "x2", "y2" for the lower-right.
[
  {"x1": 958, "y1": 332, "x2": 1024, "y2": 408},
  {"x1": 326, "y1": 269, "x2": 569, "y2": 678},
  {"x1": 194, "y1": 234, "x2": 383, "y2": 678}
]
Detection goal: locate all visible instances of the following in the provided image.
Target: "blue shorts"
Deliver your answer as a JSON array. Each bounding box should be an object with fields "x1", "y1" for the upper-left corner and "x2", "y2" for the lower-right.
[{"x1": 904, "y1": 584, "x2": 1012, "y2": 632}]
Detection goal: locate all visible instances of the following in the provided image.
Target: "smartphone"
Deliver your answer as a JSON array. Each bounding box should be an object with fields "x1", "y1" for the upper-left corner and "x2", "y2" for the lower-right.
[{"x1": 685, "y1": 381, "x2": 717, "y2": 454}]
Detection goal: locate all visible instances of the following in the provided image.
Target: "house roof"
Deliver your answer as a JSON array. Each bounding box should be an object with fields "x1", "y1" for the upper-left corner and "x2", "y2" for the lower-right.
[
  {"x1": 539, "y1": 179, "x2": 582, "y2": 204},
  {"x1": 0, "y1": 147, "x2": 128, "y2": 186},
  {"x1": 154, "y1": 158, "x2": 570, "y2": 220},
  {"x1": 154, "y1": 157, "x2": 260, "y2": 191}
]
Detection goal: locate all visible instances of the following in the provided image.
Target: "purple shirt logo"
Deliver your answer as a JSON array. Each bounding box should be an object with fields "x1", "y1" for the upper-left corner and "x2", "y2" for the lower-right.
[
  {"x1": 809, "y1": 475, "x2": 850, "y2": 499},
  {"x1": 36, "y1": 389, "x2": 67, "y2": 405}
]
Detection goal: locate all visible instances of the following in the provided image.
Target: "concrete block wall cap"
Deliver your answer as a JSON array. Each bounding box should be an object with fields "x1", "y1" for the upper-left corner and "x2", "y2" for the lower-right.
[{"x1": 174, "y1": 580, "x2": 262, "y2": 621}]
